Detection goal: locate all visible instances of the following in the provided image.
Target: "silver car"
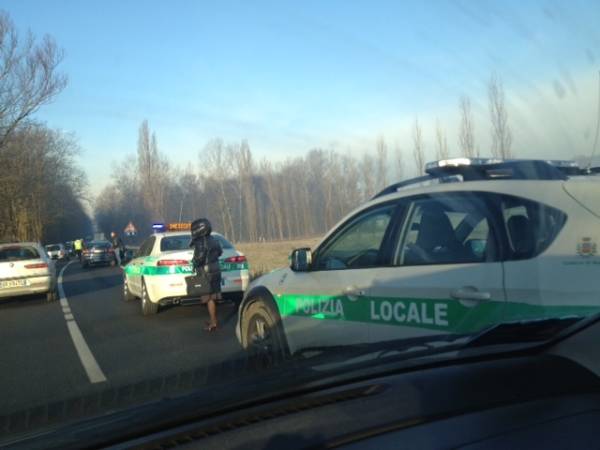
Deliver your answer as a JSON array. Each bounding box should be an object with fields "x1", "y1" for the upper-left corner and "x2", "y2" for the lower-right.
[
  {"x1": 0, "y1": 243, "x2": 58, "y2": 302},
  {"x1": 45, "y1": 243, "x2": 67, "y2": 261}
]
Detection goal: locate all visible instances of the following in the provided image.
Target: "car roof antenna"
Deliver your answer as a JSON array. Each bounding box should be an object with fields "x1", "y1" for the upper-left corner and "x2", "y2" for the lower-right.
[{"x1": 586, "y1": 70, "x2": 600, "y2": 171}]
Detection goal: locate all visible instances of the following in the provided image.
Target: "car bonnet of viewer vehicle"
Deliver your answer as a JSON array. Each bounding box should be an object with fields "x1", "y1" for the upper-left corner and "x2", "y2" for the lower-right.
[{"x1": 237, "y1": 158, "x2": 600, "y2": 354}]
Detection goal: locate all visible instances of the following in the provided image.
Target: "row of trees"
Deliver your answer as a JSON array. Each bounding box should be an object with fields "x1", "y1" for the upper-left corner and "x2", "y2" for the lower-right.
[
  {"x1": 413, "y1": 74, "x2": 513, "y2": 173},
  {"x1": 95, "y1": 124, "x2": 385, "y2": 242},
  {"x1": 0, "y1": 11, "x2": 92, "y2": 244},
  {"x1": 96, "y1": 74, "x2": 514, "y2": 243}
]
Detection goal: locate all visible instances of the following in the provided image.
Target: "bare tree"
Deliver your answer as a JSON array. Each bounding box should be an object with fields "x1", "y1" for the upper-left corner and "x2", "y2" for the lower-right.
[
  {"x1": 200, "y1": 139, "x2": 236, "y2": 239},
  {"x1": 435, "y1": 119, "x2": 449, "y2": 160},
  {"x1": 488, "y1": 74, "x2": 512, "y2": 158},
  {"x1": 375, "y1": 136, "x2": 388, "y2": 191},
  {"x1": 361, "y1": 154, "x2": 376, "y2": 199},
  {"x1": 458, "y1": 95, "x2": 476, "y2": 157},
  {"x1": 412, "y1": 118, "x2": 426, "y2": 174},
  {"x1": 394, "y1": 143, "x2": 404, "y2": 181},
  {"x1": 0, "y1": 12, "x2": 67, "y2": 148},
  {"x1": 233, "y1": 140, "x2": 258, "y2": 242},
  {"x1": 136, "y1": 121, "x2": 168, "y2": 220},
  {"x1": 260, "y1": 159, "x2": 285, "y2": 240},
  {"x1": 0, "y1": 124, "x2": 90, "y2": 241}
]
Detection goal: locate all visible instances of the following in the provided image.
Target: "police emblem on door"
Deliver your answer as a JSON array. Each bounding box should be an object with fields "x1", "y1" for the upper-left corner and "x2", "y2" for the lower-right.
[{"x1": 577, "y1": 237, "x2": 597, "y2": 257}]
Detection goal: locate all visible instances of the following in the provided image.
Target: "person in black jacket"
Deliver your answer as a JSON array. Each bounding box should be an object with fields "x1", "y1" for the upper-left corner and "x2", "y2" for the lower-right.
[{"x1": 190, "y1": 218, "x2": 222, "y2": 331}]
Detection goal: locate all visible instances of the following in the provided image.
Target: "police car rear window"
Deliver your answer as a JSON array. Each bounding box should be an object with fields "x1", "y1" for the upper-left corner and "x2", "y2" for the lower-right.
[
  {"x1": 47, "y1": 245, "x2": 60, "y2": 251},
  {"x1": 0, "y1": 246, "x2": 40, "y2": 261},
  {"x1": 501, "y1": 196, "x2": 567, "y2": 260},
  {"x1": 161, "y1": 235, "x2": 233, "y2": 252}
]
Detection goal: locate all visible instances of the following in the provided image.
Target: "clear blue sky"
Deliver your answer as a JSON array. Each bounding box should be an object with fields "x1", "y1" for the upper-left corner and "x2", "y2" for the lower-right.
[{"x1": 2, "y1": 0, "x2": 600, "y2": 195}]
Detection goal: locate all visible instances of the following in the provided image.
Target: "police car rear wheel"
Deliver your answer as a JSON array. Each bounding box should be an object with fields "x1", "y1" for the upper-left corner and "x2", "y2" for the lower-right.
[
  {"x1": 241, "y1": 299, "x2": 287, "y2": 369},
  {"x1": 141, "y1": 280, "x2": 159, "y2": 315}
]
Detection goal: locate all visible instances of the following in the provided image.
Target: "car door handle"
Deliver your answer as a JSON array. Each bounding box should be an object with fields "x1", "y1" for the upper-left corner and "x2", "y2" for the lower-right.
[
  {"x1": 451, "y1": 287, "x2": 491, "y2": 301},
  {"x1": 345, "y1": 285, "x2": 365, "y2": 301}
]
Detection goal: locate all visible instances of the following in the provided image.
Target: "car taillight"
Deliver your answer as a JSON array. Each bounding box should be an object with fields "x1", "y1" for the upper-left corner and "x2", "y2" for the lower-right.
[
  {"x1": 157, "y1": 259, "x2": 189, "y2": 266},
  {"x1": 225, "y1": 255, "x2": 246, "y2": 263},
  {"x1": 25, "y1": 263, "x2": 48, "y2": 269}
]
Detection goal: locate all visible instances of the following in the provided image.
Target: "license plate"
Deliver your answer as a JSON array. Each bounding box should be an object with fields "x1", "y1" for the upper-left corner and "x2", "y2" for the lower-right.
[{"x1": 0, "y1": 279, "x2": 28, "y2": 289}]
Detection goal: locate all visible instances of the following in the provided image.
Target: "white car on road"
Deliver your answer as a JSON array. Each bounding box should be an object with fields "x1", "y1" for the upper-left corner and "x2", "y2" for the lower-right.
[
  {"x1": 45, "y1": 243, "x2": 68, "y2": 261},
  {"x1": 236, "y1": 158, "x2": 600, "y2": 361},
  {"x1": 0, "y1": 242, "x2": 58, "y2": 302},
  {"x1": 123, "y1": 229, "x2": 249, "y2": 315}
]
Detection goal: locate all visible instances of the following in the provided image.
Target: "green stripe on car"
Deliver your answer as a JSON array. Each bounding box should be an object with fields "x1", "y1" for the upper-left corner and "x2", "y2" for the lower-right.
[
  {"x1": 274, "y1": 294, "x2": 600, "y2": 334},
  {"x1": 124, "y1": 261, "x2": 248, "y2": 276}
]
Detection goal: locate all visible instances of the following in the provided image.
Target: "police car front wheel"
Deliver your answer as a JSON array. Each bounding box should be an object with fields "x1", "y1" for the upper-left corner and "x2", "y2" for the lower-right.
[{"x1": 241, "y1": 299, "x2": 287, "y2": 368}]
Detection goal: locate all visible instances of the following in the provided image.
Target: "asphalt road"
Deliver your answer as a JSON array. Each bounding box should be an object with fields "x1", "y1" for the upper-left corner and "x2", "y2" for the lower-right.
[{"x1": 0, "y1": 260, "x2": 245, "y2": 430}]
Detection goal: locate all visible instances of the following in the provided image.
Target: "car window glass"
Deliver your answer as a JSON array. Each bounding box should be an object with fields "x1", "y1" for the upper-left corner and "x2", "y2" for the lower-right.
[
  {"x1": 315, "y1": 205, "x2": 395, "y2": 270},
  {"x1": 214, "y1": 235, "x2": 234, "y2": 249},
  {"x1": 90, "y1": 242, "x2": 110, "y2": 249},
  {"x1": 501, "y1": 196, "x2": 567, "y2": 260},
  {"x1": 160, "y1": 234, "x2": 233, "y2": 252},
  {"x1": 161, "y1": 235, "x2": 191, "y2": 252},
  {"x1": 137, "y1": 237, "x2": 155, "y2": 257},
  {"x1": 397, "y1": 194, "x2": 495, "y2": 266},
  {"x1": 0, "y1": 246, "x2": 40, "y2": 261}
]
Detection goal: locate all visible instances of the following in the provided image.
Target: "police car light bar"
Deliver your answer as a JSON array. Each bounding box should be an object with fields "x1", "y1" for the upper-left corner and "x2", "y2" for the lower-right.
[
  {"x1": 425, "y1": 157, "x2": 579, "y2": 174},
  {"x1": 425, "y1": 157, "x2": 503, "y2": 173},
  {"x1": 424, "y1": 157, "x2": 578, "y2": 178},
  {"x1": 152, "y1": 223, "x2": 166, "y2": 232},
  {"x1": 167, "y1": 223, "x2": 191, "y2": 231},
  {"x1": 373, "y1": 158, "x2": 577, "y2": 200}
]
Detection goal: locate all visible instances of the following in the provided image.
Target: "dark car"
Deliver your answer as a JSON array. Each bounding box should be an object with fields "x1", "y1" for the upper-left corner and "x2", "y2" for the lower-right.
[{"x1": 81, "y1": 240, "x2": 115, "y2": 268}]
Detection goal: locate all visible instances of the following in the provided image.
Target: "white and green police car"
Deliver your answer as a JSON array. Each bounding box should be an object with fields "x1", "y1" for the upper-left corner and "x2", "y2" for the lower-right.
[
  {"x1": 236, "y1": 158, "x2": 600, "y2": 359},
  {"x1": 123, "y1": 226, "x2": 249, "y2": 315}
]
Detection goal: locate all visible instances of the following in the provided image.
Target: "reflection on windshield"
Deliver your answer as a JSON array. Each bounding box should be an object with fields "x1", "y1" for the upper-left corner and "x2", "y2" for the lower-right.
[{"x1": 1, "y1": 1, "x2": 600, "y2": 443}]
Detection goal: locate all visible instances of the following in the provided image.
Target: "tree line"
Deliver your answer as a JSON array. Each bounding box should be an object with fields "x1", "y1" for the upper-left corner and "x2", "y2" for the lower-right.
[
  {"x1": 0, "y1": 11, "x2": 92, "y2": 244},
  {"x1": 96, "y1": 77, "x2": 514, "y2": 244}
]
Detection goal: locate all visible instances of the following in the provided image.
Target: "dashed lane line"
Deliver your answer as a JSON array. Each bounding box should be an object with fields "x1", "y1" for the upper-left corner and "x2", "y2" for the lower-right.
[{"x1": 58, "y1": 261, "x2": 107, "y2": 384}]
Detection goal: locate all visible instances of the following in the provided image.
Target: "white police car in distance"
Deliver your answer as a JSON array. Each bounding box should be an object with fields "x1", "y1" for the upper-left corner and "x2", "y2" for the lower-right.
[
  {"x1": 236, "y1": 158, "x2": 600, "y2": 359},
  {"x1": 123, "y1": 224, "x2": 249, "y2": 315}
]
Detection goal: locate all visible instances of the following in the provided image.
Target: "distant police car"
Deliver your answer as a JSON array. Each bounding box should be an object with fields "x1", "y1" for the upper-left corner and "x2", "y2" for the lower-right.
[
  {"x1": 236, "y1": 158, "x2": 600, "y2": 360},
  {"x1": 123, "y1": 224, "x2": 249, "y2": 315}
]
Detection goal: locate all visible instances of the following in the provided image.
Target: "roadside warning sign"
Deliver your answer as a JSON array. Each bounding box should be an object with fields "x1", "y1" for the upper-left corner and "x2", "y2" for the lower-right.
[{"x1": 124, "y1": 221, "x2": 137, "y2": 236}]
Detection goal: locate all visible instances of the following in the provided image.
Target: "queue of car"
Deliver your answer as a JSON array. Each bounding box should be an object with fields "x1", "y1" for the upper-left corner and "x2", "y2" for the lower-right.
[{"x1": 6, "y1": 157, "x2": 600, "y2": 352}]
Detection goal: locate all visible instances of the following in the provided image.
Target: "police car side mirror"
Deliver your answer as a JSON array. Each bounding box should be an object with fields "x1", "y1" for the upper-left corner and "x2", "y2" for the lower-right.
[{"x1": 290, "y1": 248, "x2": 312, "y2": 272}]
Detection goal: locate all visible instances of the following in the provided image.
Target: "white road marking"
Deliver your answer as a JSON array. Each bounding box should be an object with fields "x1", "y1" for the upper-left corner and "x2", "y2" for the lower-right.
[{"x1": 58, "y1": 261, "x2": 107, "y2": 384}]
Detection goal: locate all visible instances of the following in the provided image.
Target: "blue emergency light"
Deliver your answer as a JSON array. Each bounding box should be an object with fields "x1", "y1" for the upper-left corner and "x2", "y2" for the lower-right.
[{"x1": 152, "y1": 223, "x2": 166, "y2": 232}]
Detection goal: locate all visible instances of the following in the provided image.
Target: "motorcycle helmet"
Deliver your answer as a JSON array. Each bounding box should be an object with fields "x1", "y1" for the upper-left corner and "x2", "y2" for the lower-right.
[{"x1": 191, "y1": 218, "x2": 212, "y2": 239}]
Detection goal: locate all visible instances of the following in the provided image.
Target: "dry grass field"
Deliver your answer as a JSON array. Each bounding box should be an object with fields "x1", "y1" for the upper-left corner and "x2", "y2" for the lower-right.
[{"x1": 237, "y1": 237, "x2": 321, "y2": 279}]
